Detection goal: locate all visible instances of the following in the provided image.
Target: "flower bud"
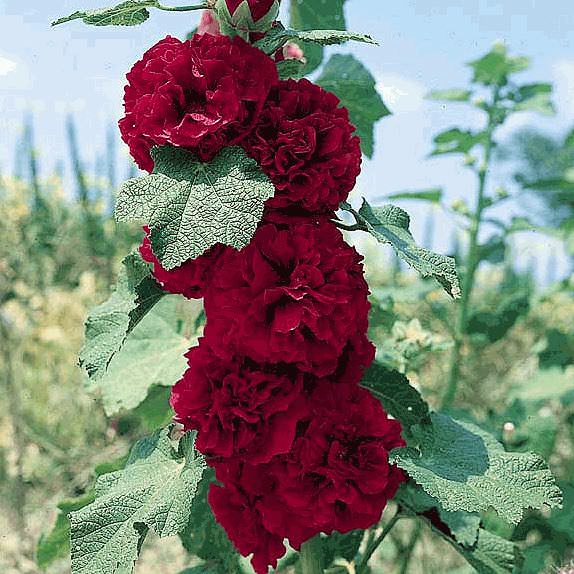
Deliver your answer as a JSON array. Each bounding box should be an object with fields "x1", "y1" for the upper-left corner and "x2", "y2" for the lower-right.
[{"x1": 213, "y1": 0, "x2": 280, "y2": 38}]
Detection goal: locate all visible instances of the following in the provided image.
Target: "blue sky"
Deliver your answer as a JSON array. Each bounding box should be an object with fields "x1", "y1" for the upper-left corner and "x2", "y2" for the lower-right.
[{"x1": 1, "y1": 0, "x2": 573, "y2": 281}]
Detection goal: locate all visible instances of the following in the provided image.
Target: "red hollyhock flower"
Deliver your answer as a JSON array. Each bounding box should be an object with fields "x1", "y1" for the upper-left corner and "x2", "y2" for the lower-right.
[
  {"x1": 171, "y1": 339, "x2": 308, "y2": 462},
  {"x1": 139, "y1": 227, "x2": 227, "y2": 299},
  {"x1": 203, "y1": 218, "x2": 373, "y2": 377},
  {"x1": 242, "y1": 78, "x2": 362, "y2": 213},
  {"x1": 119, "y1": 34, "x2": 278, "y2": 171},
  {"x1": 266, "y1": 382, "x2": 406, "y2": 544},
  {"x1": 209, "y1": 462, "x2": 287, "y2": 574},
  {"x1": 208, "y1": 383, "x2": 405, "y2": 572}
]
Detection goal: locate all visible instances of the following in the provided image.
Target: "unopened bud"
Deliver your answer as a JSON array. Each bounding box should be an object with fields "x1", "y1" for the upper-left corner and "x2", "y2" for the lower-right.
[{"x1": 214, "y1": 0, "x2": 280, "y2": 38}]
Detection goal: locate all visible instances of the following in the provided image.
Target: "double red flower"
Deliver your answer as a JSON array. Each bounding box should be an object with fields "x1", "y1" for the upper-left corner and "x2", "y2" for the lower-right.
[{"x1": 123, "y1": 23, "x2": 404, "y2": 574}]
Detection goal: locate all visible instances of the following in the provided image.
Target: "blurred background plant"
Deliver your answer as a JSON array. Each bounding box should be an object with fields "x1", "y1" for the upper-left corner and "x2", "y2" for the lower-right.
[{"x1": 0, "y1": 2, "x2": 573, "y2": 574}]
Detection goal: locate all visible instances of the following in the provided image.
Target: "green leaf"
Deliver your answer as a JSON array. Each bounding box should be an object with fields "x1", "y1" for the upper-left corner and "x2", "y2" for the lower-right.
[
  {"x1": 513, "y1": 83, "x2": 555, "y2": 116},
  {"x1": 342, "y1": 200, "x2": 460, "y2": 298},
  {"x1": 179, "y1": 469, "x2": 241, "y2": 571},
  {"x1": 430, "y1": 128, "x2": 486, "y2": 156},
  {"x1": 132, "y1": 386, "x2": 174, "y2": 431},
  {"x1": 52, "y1": 0, "x2": 158, "y2": 27},
  {"x1": 468, "y1": 43, "x2": 530, "y2": 86},
  {"x1": 87, "y1": 296, "x2": 194, "y2": 416},
  {"x1": 318, "y1": 55, "x2": 390, "y2": 158},
  {"x1": 466, "y1": 291, "x2": 530, "y2": 343},
  {"x1": 426, "y1": 89, "x2": 472, "y2": 102},
  {"x1": 70, "y1": 429, "x2": 206, "y2": 574},
  {"x1": 391, "y1": 413, "x2": 563, "y2": 524},
  {"x1": 396, "y1": 482, "x2": 481, "y2": 547},
  {"x1": 255, "y1": 26, "x2": 376, "y2": 55},
  {"x1": 276, "y1": 58, "x2": 305, "y2": 80},
  {"x1": 360, "y1": 362, "x2": 430, "y2": 432},
  {"x1": 79, "y1": 251, "x2": 165, "y2": 381},
  {"x1": 322, "y1": 530, "x2": 364, "y2": 565},
  {"x1": 385, "y1": 188, "x2": 443, "y2": 204},
  {"x1": 478, "y1": 235, "x2": 506, "y2": 264},
  {"x1": 451, "y1": 528, "x2": 521, "y2": 574},
  {"x1": 37, "y1": 457, "x2": 128, "y2": 570},
  {"x1": 289, "y1": 0, "x2": 346, "y2": 74},
  {"x1": 116, "y1": 146, "x2": 274, "y2": 270}
]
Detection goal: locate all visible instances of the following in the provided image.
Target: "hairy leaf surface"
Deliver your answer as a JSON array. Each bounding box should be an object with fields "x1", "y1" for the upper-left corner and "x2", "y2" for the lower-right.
[
  {"x1": 52, "y1": 0, "x2": 158, "y2": 27},
  {"x1": 70, "y1": 429, "x2": 206, "y2": 574},
  {"x1": 342, "y1": 200, "x2": 460, "y2": 298},
  {"x1": 116, "y1": 146, "x2": 274, "y2": 270},
  {"x1": 392, "y1": 413, "x2": 563, "y2": 524},
  {"x1": 318, "y1": 55, "x2": 390, "y2": 158}
]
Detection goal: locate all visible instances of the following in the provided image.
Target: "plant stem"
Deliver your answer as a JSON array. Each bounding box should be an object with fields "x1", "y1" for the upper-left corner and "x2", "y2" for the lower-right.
[
  {"x1": 398, "y1": 521, "x2": 422, "y2": 574},
  {"x1": 300, "y1": 536, "x2": 324, "y2": 574},
  {"x1": 357, "y1": 512, "x2": 401, "y2": 573},
  {"x1": 442, "y1": 87, "x2": 500, "y2": 408},
  {"x1": 157, "y1": 3, "x2": 209, "y2": 11}
]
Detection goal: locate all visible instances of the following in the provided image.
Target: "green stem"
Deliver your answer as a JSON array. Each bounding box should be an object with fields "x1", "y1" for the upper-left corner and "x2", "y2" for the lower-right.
[
  {"x1": 157, "y1": 3, "x2": 209, "y2": 11},
  {"x1": 357, "y1": 512, "x2": 401, "y2": 573},
  {"x1": 442, "y1": 87, "x2": 500, "y2": 408},
  {"x1": 398, "y1": 521, "x2": 422, "y2": 574},
  {"x1": 300, "y1": 536, "x2": 324, "y2": 574}
]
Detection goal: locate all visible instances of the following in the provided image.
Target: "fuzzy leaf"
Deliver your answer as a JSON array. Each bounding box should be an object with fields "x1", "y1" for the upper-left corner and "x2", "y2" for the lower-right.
[
  {"x1": 52, "y1": 0, "x2": 158, "y2": 27},
  {"x1": 391, "y1": 413, "x2": 563, "y2": 524},
  {"x1": 343, "y1": 200, "x2": 460, "y2": 298},
  {"x1": 360, "y1": 362, "x2": 430, "y2": 432},
  {"x1": 116, "y1": 146, "x2": 274, "y2": 270},
  {"x1": 87, "y1": 296, "x2": 195, "y2": 416},
  {"x1": 255, "y1": 26, "x2": 376, "y2": 55},
  {"x1": 79, "y1": 252, "x2": 165, "y2": 381},
  {"x1": 468, "y1": 43, "x2": 530, "y2": 86},
  {"x1": 317, "y1": 54, "x2": 390, "y2": 158},
  {"x1": 276, "y1": 58, "x2": 305, "y2": 80},
  {"x1": 289, "y1": 0, "x2": 346, "y2": 74},
  {"x1": 70, "y1": 429, "x2": 206, "y2": 574}
]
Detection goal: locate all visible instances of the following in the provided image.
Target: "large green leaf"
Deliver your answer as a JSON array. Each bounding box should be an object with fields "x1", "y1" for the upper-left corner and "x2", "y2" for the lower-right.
[
  {"x1": 52, "y1": 0, "x2": 158, "y2": 27},
  {"x1": 360, "y1": 362, "x2": 430, "y2": 433},
  {"x1": 79, "y1": 252, "x2": 165, "y2": 381},
  {"x1": 391, "y1": 413, "x2": 562, "y2": 525},
  {"x1": 88, "y1": 296, "x2": 195, "y2": 416},
  {"x1": 70, "y1": 429, "x2": 206, "y2": 574},
  {"x1": 342, "y1": 200, "x2": 460, "y2": 298},
  {"x1": 289, "y1": 0, "x2": 346, "y2": 74},
  {"x1": 318, "y1": 55, "x2": 390, "y2": 158},
  {"x1": 255, "y1": 26, "x2": 376, "y2": 55},
  {"x1": 116, "y1": 146, "x2": 274, "y2": 270}
]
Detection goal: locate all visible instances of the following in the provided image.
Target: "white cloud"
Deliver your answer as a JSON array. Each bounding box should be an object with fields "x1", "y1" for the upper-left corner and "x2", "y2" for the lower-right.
[
  {"x1": 0, "y1": 55, "x2": 17, "y2": 76},
  {"x1": 376, "y1": 73, "x2": 426, "y2": 113}
]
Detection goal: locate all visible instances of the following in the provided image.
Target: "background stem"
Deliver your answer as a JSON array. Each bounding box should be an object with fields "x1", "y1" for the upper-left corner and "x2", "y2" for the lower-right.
[{"x1": 442, "y1": 87, "x2": 500, "y2": 408}]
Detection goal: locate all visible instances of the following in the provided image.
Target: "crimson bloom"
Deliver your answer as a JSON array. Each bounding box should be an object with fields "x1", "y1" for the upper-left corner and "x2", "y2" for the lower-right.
[
  {"x1": 171, "y1": 339, "x2": 308, "y2": 462},
  {"x1": 139, "y1": 227, "x2": 227, "y2": 299},
  {"x1": 208, "y1": 382, "x2": 405, "y2": 572},
  {"x1": 119, "y1": 33, "x2": 278, "y2": 171},
  {"x1": 243, "y1": 78, "x2": 362, "y2": 213},
  {"x1": 203, "y1": 217, "x2": 373, "y2": 376}
]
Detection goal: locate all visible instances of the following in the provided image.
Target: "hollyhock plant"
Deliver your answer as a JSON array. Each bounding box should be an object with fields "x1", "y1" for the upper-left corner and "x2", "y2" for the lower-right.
[
  {"x1": 243, "y1": 78, "x2": 362, "y2": 213},
  {"x1": 119, "y1": 33, "x2": 278, "y2": 171},
  {"x1": 139, "y1": 227, "x2": 228, "y2": 299},
  {"x1": 171, "y1": 339, "x2": 309, "y2": 462},
  {"x1": 203, "y1": 218, "x2": 373, "y2": 376}
]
